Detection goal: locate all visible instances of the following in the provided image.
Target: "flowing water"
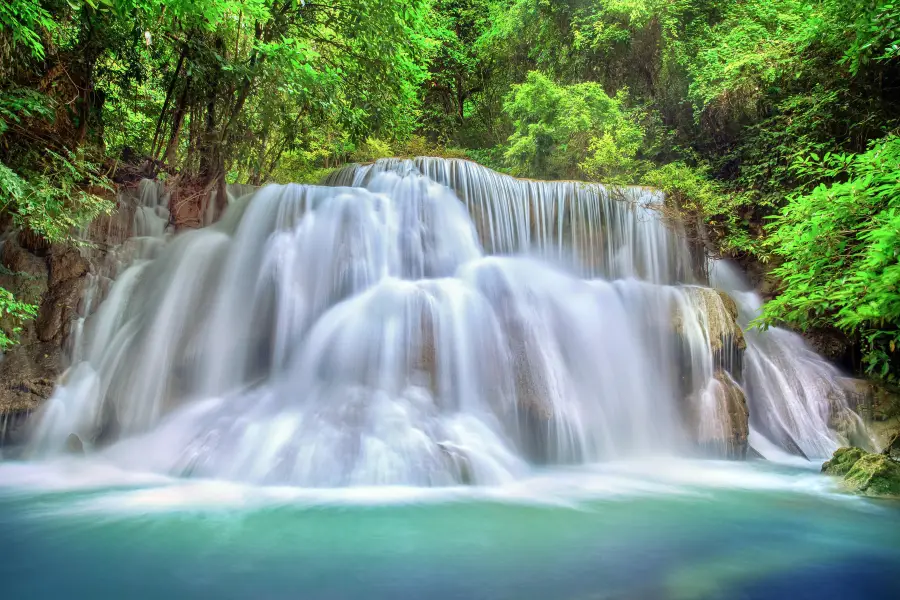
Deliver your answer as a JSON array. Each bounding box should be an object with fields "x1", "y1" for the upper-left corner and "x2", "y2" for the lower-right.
[{"x1": 1, "y1": 158, "x2": 898, "y2": 598}]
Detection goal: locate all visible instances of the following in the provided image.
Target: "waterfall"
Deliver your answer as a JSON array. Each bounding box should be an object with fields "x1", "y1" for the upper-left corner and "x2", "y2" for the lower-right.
[
  {"x1": 21, "y1": 158, "x2": 865, "y2": 485},
  {"x1": 709, "y1": 261, "x2": 875, "y2": 458}
]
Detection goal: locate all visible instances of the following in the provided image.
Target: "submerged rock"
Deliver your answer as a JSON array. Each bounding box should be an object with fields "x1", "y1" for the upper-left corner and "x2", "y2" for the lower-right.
[
  {"x1": 65, "y1": 433, "x2": 84, "y2": 454},
  {"x1": 823, "y1": 447, "x2": 900, "y2": 498}
]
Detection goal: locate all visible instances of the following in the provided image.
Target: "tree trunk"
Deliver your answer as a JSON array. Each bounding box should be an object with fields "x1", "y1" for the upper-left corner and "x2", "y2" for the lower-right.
[
  {"x1": 163, "y1": 75, "x2": 192, "y2": 165},
  {"x1": 151, "y1": 46, "x2": 188, "y2": 160}
]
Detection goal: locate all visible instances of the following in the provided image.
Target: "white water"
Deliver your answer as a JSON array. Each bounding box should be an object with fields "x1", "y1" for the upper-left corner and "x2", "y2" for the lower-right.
[
  {"x1": 18, "y1": 158, "x2": 865, "y2": 486},
  {"x1": 710, "y1": 261, "x2": 874, "y2": 458}
]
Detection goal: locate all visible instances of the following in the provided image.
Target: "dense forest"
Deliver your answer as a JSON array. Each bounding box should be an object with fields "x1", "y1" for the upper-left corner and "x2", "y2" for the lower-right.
[{"x1": 1, "y1": 0, "x2": 899, "y2": 381}]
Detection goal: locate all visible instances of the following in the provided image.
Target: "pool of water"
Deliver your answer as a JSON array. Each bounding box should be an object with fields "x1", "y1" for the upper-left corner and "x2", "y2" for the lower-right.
[{"x1": 1, "y1": 458, "x2": 898, "y2": 599}]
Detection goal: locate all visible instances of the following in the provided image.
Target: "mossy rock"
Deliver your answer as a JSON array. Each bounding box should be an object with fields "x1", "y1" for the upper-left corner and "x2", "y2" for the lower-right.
[
  {"x1": 822, "y1": 447, "x2": 866, "y2": 476},
  {"x1": 822, "y1": 447, "x2": 900, "y2": 498},
  {"x1": 845, "y1": 454, "x2": 900, "y2": 498}
]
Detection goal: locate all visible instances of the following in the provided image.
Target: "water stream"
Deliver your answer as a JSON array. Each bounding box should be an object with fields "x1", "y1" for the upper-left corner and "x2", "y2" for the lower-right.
[{"x1": 1, "y1": 158, "x2": 897, "y2": 598}]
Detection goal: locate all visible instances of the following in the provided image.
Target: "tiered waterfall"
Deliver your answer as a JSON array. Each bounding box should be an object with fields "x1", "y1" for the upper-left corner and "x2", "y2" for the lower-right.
[{"x1": 23, "y1": 158, "x2": 869, "y2": 485}]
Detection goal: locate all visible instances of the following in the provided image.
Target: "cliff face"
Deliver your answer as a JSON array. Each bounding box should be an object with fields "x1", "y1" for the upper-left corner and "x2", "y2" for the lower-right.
[{"x1": 0, "y1": 186, "x2": 135, "y2": 445}]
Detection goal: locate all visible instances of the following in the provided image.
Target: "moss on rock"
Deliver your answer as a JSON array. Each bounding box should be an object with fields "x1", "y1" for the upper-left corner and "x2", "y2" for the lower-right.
[
  {"x1": 822, "y1": 447, "x2": 866, "y2": 476},
  {"x1": 822, "y1": 447, "x2": 900, "y2": 498},
  {"x1": 845, "y1": 454, "x2": 900, "y2": 498}
]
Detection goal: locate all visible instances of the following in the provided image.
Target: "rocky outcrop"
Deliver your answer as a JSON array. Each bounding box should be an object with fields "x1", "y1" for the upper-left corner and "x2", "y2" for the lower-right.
[
  {"x1": 35, "y1": 246, "x2": 89, "y2": 344},
  {"x1": 882, "y1": 433, "x2": 900, "y2": 462},
  {"x1": 1, "y1": 235, "x2": 90, "y2": 445},
  {"x1": 673, "y1": 288, "x2": 750, "y2": 459},
  {"x1": 833, "y1": 377, "x2": 900, "y2": 451},
  {"x1": 804, "y1": 328, "x2": 853, "y2": 365},
  {"x1": 716, "y1": 370, "x2": 750, "y2": 459},
  {"x1": 691, "y1": 370, "x2": 750, "y2": 459},
  {"x1": 823, "y1": 447, "x2": 900, "y2": 498},
  {"x1": 673, "y1": 287, "x2": 746, "y2": 379}
]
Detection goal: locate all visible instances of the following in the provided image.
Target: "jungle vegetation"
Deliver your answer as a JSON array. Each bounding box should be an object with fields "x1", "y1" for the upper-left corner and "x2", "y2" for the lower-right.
[{"x1": 1, "y1": 0, "x2": 899, "y2": 378}]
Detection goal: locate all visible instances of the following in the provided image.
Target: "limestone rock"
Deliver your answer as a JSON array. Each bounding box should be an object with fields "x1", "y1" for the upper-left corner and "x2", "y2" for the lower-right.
[
  {"x1": 691, "y1": 370, "x2": 750, "y2": 460},
  {"x1": 0, "y1": 342, "x2": 59, "y2": 413},
  {"x1": 714, "y1": 370, "x2": 749, "y2": 459},
  {"x1": 2, "y1": 237, "x2": 48, "y2": 281},
  {"x1": 836, "y1": 377, "x2": 875, "y2": 413},
  {"x1": 845, "y1": 454, "x2": 900, "y2": 497},
  {"x1": 829, "y1": 405, "x2": 877, "y2": 451},
  {"x1": 65, "y1": 433, "x2": 84, "y2": 454},
  {"x1": 35, "y1": 246, "x2": 90, "y2": 343},
  {"x1": 48, "y1": 246, "x2": 88, "y2": 288},
  {"x1": 36, "y1": 277, "x2": 85, "y2": 342},
  {"x1": 673, "y1": 287, "x2": 746, "y2": 379},
  {"x1": 17, "y1": 228, "x2": 50, "y2": 253}
]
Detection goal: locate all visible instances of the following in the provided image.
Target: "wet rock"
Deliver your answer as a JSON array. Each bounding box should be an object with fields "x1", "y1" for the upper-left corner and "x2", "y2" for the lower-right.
[
  {"x1": 48, "y1": 246, "x2": 88, "y2": 288},
  {"x1": 690, "y1": 370, "x2": 749, "y2": 460},
  {"x1": 0, "y1": 343, "x2": 59, "y2": 414},
  {"x1": 822, "y1": 447, "x2": 867, "y2": 476},
  {"x1": 836, "y1": 377, "x2": 876, "y2": 414},
  {"x1": 882, "y1": 433, "x2": 900, "y2": 462},
  {"x1": 714, "y1": 370, "x2": 749, "y2": 459},
  {"x1": 829, "y1": 405, "x2": 877, "y2": 451},
  {"x1": 35, "y1": 246, "x2": 90, "y2": 343},
  {"x1": 437, "y1": 441, "x2": 472, "y2": 484},
  {"x1": 2, "y1": 237, "x2": 48, "y2": 281},
  {"x1": 17, "y1": 228, "x2": 50, "y2": 253},
  {"x1": 36, "y1": 276, "x2": 86, "y2": 342},
  {"x1": 823, "y1": 447, "x2": 900, "y2": 498},
  {"x1": 846, "y1": 454, "x2": 900, "y2": 497},
  {"x1": 673, "y1": 287, "x2": 746, "y2": 380},
  {"x1": 65, "y1": 433, "x2": 85, "y2": 454},
  {"x1": 803, "y1": 327, "x2": 851, "y2": 364}
]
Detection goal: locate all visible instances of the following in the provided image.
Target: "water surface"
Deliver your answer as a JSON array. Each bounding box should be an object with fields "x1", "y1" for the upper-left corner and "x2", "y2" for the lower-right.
[{"x1": 2, "y1": 459, "x2": 898, "y2": 599}]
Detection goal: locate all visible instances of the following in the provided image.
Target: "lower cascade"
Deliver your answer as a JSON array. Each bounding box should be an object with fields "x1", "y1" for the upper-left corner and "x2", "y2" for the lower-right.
[{"x1": 22, "y1": 158, "x2": 870, "y2": 486}]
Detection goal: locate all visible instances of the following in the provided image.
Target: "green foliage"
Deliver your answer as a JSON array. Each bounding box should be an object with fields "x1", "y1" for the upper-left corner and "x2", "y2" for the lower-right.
[
  {"x1": 762, "y1": 136, "x2": 900, "y2": 379},
  {"x1": 842, "y1": 0, "x2": 900, "y2": 74},
  {"x1": 2, "y1": 0, "x2": 900, "y2": 377},
  {"x1": 502, "y1": 71, "x2": 638, "y2": 180},
  {"x1": 0, "y1": 152, "x2": 113, "y2": 244},
  {"x1": 0, "y1": 286, "x2": 38, "y2": 351},
  {"x1": 0, "y1": 88, "x2": 54, "y2": 134},
  {"x1": 0, "y1": 0, "x2": 55, "y2": 59}
]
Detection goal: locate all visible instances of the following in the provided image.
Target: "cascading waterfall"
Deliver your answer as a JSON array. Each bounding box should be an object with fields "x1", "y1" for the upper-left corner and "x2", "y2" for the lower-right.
[
  {"x1": 21, "y1": 158, "x2": 866, "y2": 486},
  {"x1": 709, "y1": 261, "x2": 874, "y2": 458}
]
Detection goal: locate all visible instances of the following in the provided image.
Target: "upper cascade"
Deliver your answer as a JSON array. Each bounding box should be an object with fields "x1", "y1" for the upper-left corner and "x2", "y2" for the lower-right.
[
  {"x1": 21, "y1": 157, "x2": 870, "y2": 486},
  {"x1": 326, "y1": 158, "x2": 695, "y2": 285}
]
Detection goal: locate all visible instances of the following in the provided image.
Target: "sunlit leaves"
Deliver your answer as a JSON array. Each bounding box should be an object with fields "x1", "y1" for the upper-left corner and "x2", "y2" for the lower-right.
[{"x1": 762, "y1": 136, "x2": 900, "y2": 379}]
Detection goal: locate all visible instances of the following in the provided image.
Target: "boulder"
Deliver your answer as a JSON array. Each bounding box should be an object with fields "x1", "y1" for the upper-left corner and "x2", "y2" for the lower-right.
[
  {"x1": 823, "y1": 447, "x2": 900, "y2": 498},
  {"x1": 845, "y1": 454, "x2": 900, "y2": 498},
  {"x1": 822, "y1": 447, "x2": 867, "y2": 476}
]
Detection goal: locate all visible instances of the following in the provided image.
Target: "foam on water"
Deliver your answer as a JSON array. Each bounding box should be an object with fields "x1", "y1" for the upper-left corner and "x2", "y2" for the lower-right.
[{"x1": 0, "y1": 454, "x2": 851, "y2": 519}]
